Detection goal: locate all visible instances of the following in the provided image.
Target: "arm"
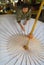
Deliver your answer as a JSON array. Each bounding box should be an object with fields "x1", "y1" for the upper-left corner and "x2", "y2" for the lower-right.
[
  {"x1": 17, "y1": 21, "x2": 25, "y2": 32},
  {"x1": 16, "y1": 7, "x2": 25, "y2": 31}
]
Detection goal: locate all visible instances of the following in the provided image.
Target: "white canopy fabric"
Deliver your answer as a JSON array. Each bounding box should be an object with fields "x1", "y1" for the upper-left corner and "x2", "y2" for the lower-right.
[{"x1": 0, "y1": 15, "x2": 44, "y2": 65}]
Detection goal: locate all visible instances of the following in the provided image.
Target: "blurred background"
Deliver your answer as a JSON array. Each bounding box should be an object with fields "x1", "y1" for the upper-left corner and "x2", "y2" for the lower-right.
[{"x1": 0, "y1": 0, "x2": 44, "y2": 22}]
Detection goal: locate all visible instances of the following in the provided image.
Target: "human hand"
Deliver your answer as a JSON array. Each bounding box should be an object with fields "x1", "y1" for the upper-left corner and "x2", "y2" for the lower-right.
[
  {"x1": 23, "y1": 20, "x2": 28, "y2": 25},
  {"x1": 20, "y1": 24, "x2": 25, "y2": 31}
]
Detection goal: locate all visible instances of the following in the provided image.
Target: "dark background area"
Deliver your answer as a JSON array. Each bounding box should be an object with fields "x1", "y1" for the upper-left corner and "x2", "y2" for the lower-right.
[{"x1": 0, "y1": 0, "x2": 44, "y2": 22}]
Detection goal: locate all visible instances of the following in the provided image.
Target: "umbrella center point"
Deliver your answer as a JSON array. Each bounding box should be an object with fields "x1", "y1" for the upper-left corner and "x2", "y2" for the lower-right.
[{"x1": 23, "y1": 45, "x2": 29, "y2": 50}]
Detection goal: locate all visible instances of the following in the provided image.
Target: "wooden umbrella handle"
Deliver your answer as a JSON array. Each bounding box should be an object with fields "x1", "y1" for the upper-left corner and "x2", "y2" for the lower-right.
[
  {"x1": 30, "y1": 0, "x2": 44, "y2": 35},
  {"x1": 23, "y1": 1, "x2": 44, "y2": 50}
]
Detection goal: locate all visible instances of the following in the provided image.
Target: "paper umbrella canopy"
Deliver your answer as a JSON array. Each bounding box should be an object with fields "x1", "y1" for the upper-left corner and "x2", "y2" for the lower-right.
[{"x1": 0, "y1": 15, "x2": 44, "y2": 65}]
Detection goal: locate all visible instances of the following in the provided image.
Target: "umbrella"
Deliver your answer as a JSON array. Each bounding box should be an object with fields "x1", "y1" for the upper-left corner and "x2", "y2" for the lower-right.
[{"x1": 0, "y1": 14, "x2": 44, "y2": 65}]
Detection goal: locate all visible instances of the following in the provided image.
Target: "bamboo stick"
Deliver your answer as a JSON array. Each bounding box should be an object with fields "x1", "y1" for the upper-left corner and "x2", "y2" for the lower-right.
[
  {"x1": 30, "y1": 0, "x2": 44, "y2": 35},
  {"x1": 23, "y1": 0, "x2": 44, "y2": 50}
]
